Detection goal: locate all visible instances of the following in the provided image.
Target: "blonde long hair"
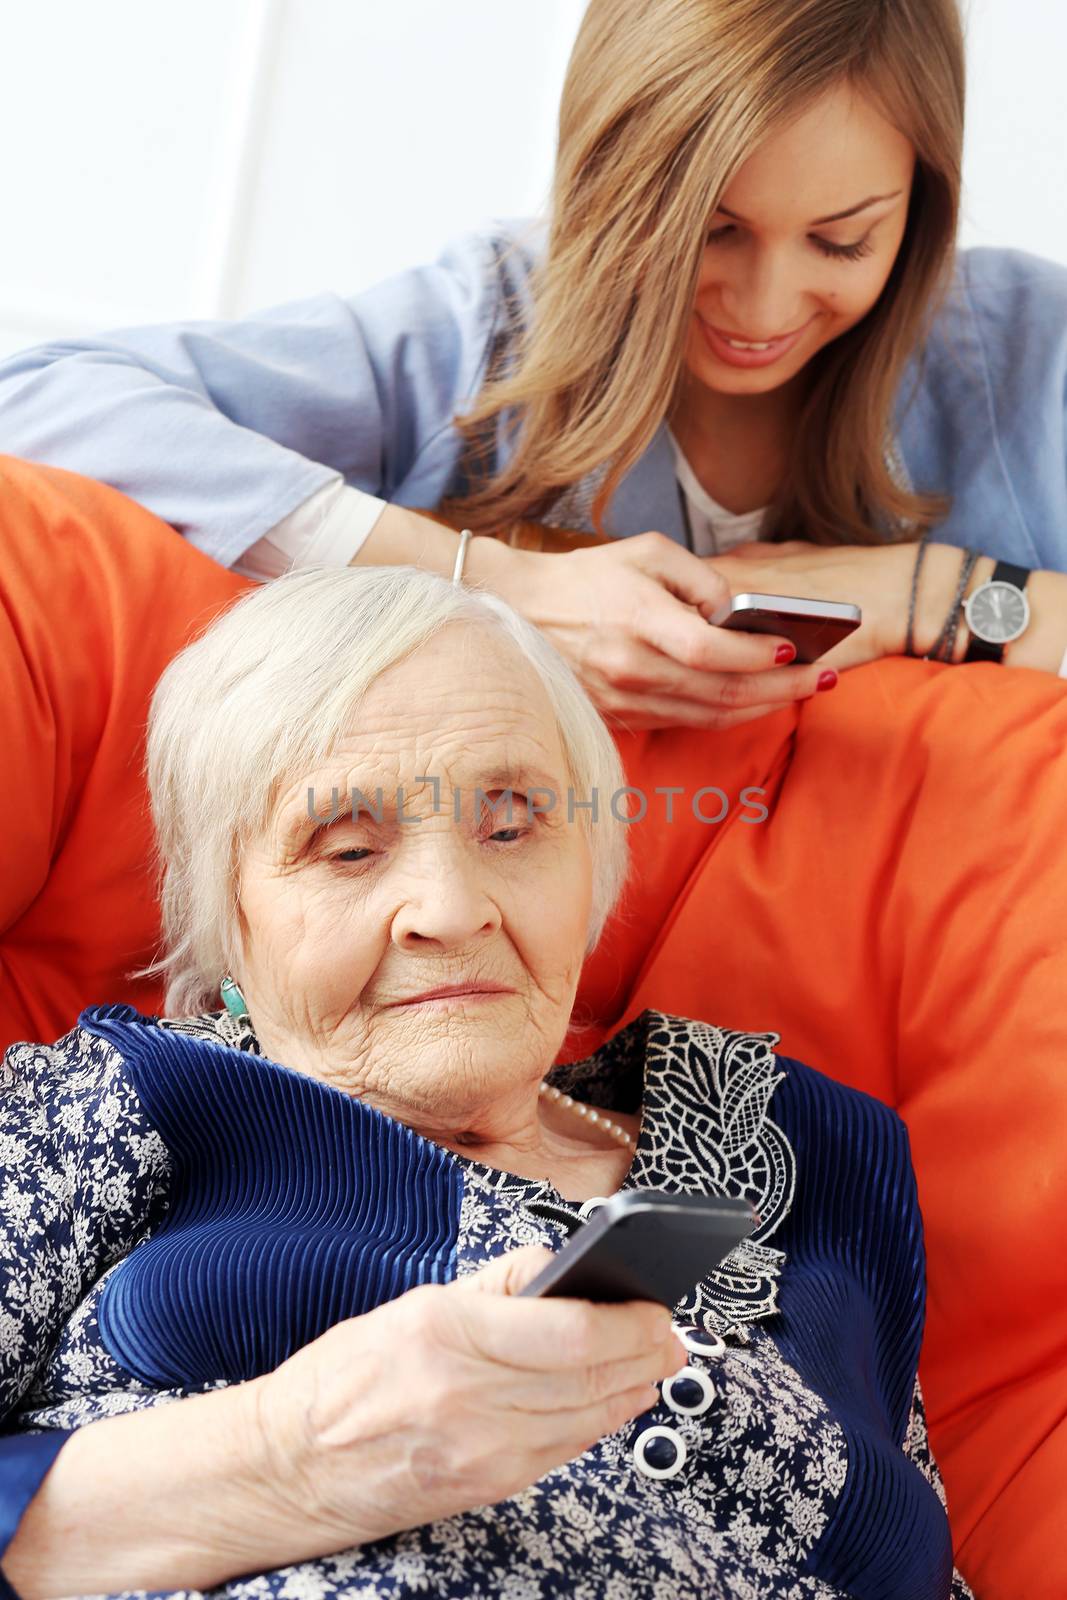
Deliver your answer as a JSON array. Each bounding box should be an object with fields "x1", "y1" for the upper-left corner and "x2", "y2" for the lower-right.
[{"x1": 447, "y1": 0, "x2": 964, "y2": 545}]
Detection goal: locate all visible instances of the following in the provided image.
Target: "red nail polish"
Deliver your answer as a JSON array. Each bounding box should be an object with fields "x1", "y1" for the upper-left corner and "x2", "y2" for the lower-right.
[
  {"x1": 817, "y1": 670, "x2": 838, "y2": 691},
  {"x1": 775, "y1": 643, "x2": 796, "y2": 665}
]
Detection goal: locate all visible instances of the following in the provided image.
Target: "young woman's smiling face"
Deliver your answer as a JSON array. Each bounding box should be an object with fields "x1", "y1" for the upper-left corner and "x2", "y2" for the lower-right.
[{"x1": 683, "y1": 80, "x2": 917, "y2": 395}]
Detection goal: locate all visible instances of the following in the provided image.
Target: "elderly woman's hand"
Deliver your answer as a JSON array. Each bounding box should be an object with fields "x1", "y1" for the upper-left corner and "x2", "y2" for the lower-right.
[
  {"x1": 472, "y1": 531, "x2": 835, "y2": 728},
  {"x1": 247, "y1": 1246, "x2": 684, "y2": 1556}
]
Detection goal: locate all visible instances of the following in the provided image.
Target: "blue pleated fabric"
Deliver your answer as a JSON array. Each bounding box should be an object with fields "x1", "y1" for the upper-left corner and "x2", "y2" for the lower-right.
[
  {"x1": 81, "y1": 1006, "x2": 463, "y2": 1388},
  {"x1": 67, "y1": 1007, "x2": 953, "y2": 1600},
  {"x1": 769, "y1": 1056, "x2": 952, "y2": 1600}
]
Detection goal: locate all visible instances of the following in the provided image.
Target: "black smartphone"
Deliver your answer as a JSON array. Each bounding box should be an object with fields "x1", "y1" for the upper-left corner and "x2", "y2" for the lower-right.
[
  {"x1": 710, "y1": 591, "x2": 862, "y2": 664},
  {"x1": 520, "y1": 1190, "x2": 757, "y2": 1307}
]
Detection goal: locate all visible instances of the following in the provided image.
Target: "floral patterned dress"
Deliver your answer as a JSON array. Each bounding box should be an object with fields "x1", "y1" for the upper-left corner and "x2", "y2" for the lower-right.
[{"x1": 0, "y1": 1005, "x2": 974, "y2": 1600}]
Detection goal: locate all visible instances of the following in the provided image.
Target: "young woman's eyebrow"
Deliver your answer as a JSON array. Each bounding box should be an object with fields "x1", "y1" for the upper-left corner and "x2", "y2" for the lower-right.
[{"x1": 716, "y1": 190, "x2": 903, "y2": 227}]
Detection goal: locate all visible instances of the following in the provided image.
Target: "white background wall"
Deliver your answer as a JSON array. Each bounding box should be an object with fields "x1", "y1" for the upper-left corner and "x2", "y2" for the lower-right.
[{"x1": 0, "y1": 0, "x2": 1063, "y2": 361}]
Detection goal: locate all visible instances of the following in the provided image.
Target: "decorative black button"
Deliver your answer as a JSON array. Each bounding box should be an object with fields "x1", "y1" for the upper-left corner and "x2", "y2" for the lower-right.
[
  {"x1": 644, "y1": 1435, "x2": 677, "y2": 1468},
  {"x1": 632, "y1": 1424, "x2": 687, "y2": 1479},
  {"x1": 662, "y1": 1366, "x2": 714, "y2": 1417},
  {"x1": 673, "y1": 1322, "x2": 727, "y2": 1359}
]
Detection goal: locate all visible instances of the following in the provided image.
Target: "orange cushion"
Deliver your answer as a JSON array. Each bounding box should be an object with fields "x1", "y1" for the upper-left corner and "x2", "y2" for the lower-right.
[
  {"x1": 2, "y1": 459, "x2": 1063, "y2": 1595},
  {"x1": 571, "y1": 661, "x2": 1067, "y2": 1599},
  {"x1": 0, "y1": 455, "x2": 250, "y2": 1048}
]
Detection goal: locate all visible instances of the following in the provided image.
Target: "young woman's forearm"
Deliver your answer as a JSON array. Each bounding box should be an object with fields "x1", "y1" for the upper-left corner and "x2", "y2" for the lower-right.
[
  {"x1": 352, "y1": 503, "x2": 516, "y2": 588},
  {"x1": 2, "y1": 1383, "x2": 285, "y2": 1599},
  {"x1": 352, "y1": 513, "x2": 1067, "y2": 692},
  {"x1": 920, "y1": 547, "x2": 1067, "y2": 671},
  {"x1": 1001, "y1": 568, "x2": 1067, "y2": 672}
]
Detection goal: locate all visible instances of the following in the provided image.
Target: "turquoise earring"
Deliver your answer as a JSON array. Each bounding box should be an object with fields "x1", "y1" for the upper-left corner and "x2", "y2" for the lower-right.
[{"x1": 220, "y1": 976, "x2": 249, "y2": 1019}]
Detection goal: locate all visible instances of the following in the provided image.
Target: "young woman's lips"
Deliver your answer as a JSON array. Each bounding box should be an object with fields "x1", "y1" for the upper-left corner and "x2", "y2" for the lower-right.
[{"x1": 698, "y1": 316, "x2": 811, "y2": 369}]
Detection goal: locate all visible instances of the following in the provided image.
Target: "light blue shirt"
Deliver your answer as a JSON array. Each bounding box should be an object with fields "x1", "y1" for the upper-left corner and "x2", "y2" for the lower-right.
[{"x1": 0, "y1": 221, "x2": 1065, "y2": 571}]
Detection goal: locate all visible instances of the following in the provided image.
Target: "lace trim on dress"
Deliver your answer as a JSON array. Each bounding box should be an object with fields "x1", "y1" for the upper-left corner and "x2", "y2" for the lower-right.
[
  {"x1": 454, "y1": 1010, "x2": 796, "y2": 1333},
  {"x1": 158, "y1": 1009, "x2": 262, "y2": 1053}
]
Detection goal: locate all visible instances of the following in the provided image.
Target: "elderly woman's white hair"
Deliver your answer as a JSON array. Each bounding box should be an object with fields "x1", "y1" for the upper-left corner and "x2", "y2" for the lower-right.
[{"x1": 143, "y1": 566, "x2": 630, "y2": 1014}]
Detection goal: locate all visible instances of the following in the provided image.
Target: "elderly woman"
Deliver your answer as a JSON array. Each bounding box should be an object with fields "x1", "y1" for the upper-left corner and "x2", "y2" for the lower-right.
[{"x1": 0, "y1": 568, "x2": 971, "y2": 1600}]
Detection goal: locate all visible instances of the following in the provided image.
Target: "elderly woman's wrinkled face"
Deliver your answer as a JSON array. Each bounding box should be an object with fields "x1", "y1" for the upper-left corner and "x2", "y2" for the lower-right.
[{"x1": 236, "y1": 625, "x2": 594, "y2": 1140}]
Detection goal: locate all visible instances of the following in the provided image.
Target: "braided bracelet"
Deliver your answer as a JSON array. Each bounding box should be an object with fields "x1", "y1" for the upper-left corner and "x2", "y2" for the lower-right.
[
  {"x1": 904, "y1": 531, "x2": 932, "y2": 658},
  {"x1": 925, "y1": 548, "x2": 979, "y2": 663},
  {"x1": 936, "y1": 549, "x2": 980, "y2": 662}
]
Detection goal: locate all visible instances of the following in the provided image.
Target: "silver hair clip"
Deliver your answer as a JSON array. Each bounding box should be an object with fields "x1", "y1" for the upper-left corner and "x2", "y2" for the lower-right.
[{"x1": 451, "y1": 528, "x2": 473, "y2": 585}]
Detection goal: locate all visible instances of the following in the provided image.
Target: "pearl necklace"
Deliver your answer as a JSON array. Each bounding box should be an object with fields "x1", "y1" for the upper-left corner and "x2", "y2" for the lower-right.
[{"x1": 539, "y1": 1080, "x2": 637, "y2": 1150}]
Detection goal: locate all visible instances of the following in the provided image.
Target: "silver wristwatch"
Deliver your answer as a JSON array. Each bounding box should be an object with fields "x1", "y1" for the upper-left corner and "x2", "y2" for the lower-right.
[{"x1": 963, "y1": 561, "x2": 1031, "y2": 664}]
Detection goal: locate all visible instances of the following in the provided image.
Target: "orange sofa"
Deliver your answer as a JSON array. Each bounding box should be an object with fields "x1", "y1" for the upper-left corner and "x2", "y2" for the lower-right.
[
  {"x1": 2, "y1": 454, "x2": 1065, "y2": 1597},
  {"x1": 0, "y1": 457, "x2": 248, "y2": 1043}
]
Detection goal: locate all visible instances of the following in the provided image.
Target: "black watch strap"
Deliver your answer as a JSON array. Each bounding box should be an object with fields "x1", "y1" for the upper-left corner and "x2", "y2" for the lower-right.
[
  {"x1": 964, "y1": 561, "x2": 1030, "y2": 664},
  {"x1": 992, "y1": 560, "x2": 1030, "y2": 588}
]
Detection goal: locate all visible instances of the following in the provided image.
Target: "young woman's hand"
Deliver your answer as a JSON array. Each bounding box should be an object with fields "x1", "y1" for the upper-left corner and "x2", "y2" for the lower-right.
[
  {"x1": 708, "y1": 539, "x2": 917, "y2": 668},
  {"x1": 244, "y1": 1246, "x2": 685, "y2": 1560},
  {"x1": 472, "y1": 531, "x2": 835, "y2": 728}
]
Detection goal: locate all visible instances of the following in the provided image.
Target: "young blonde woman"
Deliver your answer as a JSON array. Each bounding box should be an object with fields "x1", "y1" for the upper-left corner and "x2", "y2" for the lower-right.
[{"x1": 2, "y1": 0, "x2": 1066, "y2": 728}]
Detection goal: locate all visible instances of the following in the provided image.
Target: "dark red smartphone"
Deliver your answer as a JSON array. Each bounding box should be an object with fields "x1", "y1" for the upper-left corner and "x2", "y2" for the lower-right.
[{"x1": 710, "y1": 592, "x2": 862, "y2": 664}]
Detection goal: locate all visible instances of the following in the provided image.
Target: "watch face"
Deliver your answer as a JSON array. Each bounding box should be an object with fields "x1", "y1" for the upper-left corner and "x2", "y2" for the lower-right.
[{"x1": 966, "y1": 581, "x2": 1030, "y2": 644}]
